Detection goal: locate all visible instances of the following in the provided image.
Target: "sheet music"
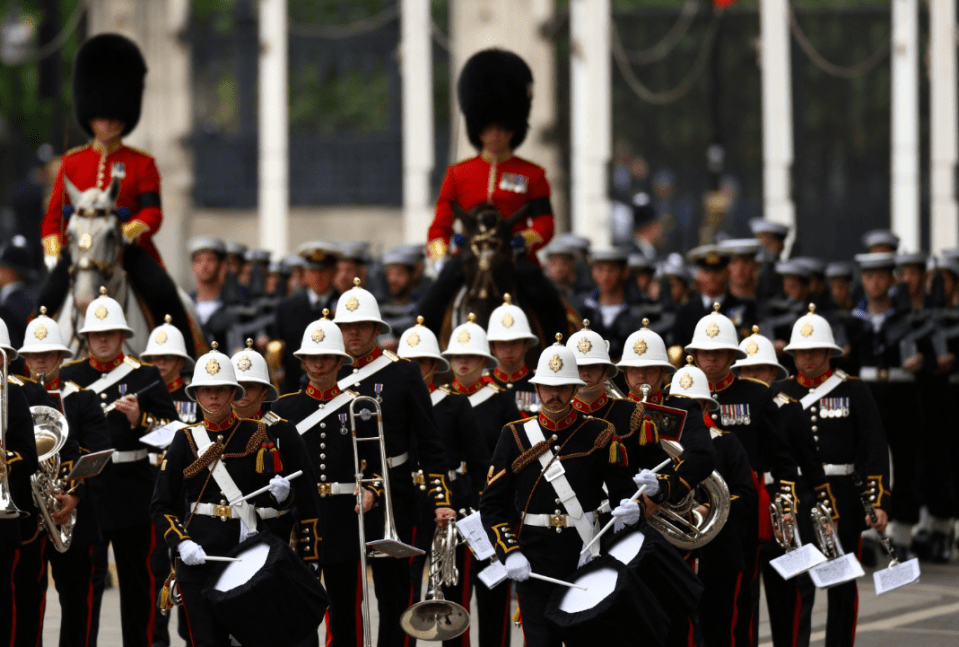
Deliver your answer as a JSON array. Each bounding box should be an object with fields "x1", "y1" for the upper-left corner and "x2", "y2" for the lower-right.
[
  {"x1": 455, "y1": 511, "x2": 496, "y2": 560},
  {"x1": 477, "y1": 561, "x2": 508, "y2": 589},
  {"x1": 140, "y1": 420, "x2": 189, "y2": 449},
  {"x1": 873, "y1": 558, "x2": 920, "y2": 595}
]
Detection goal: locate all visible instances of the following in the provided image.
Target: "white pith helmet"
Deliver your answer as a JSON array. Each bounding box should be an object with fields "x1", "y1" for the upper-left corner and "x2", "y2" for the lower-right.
[
  {"x1": 0, "y1": 317, "x2": 18, "y2": 361},
  {"x1": 566, "y1": 320, "x2": 618, "y2": 377},
  {"x1": 231, "y1": 339, "x2": 280, "y2": 402},
  {"x1": 398, "y1": 316, "x2": 450, "y2": 373},
  {"x1": 185, "y1": 342, "x2": 246, "y2": 402},
  {"x1": 732, "y1": 325, "x2": 788, "y2": 380},
  {"x1": 670, "y1": 357, "x2": 718, "y2": 410},
  {"x1": 78, "y1": 286, "x2": 134, "y2": 337},
  {"x1": 528, "y1": 334, "x2": 586, "y2": 387},
  {"x1": 783, "y1": 304, "x2": 842, "y2": 357},
  {"x1": 294, "y1": 309, "x2": 353, "y2": 364},
  {"x1": 140, "y1": 314, "x2": 194, "y2": 369},
  {"x1": 618, "y1": 319, "x2": 676, "y2": 372},
  {"x1": 332, "y1": 277, "x2": 391, "y2": 333},
  {"x1": 487, "y1": 294, "x2": 538, "y2": 345},
  {"x1": 19, "y1": 306, "x2": 73, "y2": 358},
  {"x1": 684, "y1": 303, "x2": 746, "y2": 359},
  {"x1": 443, "y1": 314, "x2": 497, "y2": 368}
]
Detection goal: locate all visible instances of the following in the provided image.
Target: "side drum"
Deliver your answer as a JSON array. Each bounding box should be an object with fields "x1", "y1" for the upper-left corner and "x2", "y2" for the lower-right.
[{"x1": 204, "y1": 532, "x2": 329, "y2": 647}]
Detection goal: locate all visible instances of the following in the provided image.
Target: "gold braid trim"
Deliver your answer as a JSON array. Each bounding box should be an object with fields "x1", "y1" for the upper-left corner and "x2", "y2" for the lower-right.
[
  {"x1": 628, "y1": 402, "x2": 645, "y2": 435},
  {"x1": 183, "y1": 439, "x2": 225, "y2": 479},
  {"x1": 243, "y1": 422, "x2": 268, "y2": 455},
  {"x1": 511, "y1": 438, "x2": 552, "y2": 474}
]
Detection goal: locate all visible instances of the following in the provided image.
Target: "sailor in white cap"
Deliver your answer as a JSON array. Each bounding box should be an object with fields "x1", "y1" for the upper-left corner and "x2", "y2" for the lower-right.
[
  {"x1": 718, "y1": 238, "x2": 761, "y2": 302},
  {"x1": 861, "y1": 229, "x2": 900, "y2": 253},
  {"x1": 332, "y1": 278, "x2": 454, "y2": 647},
  {"x1": 826, "y1": 262, "x2": 856, "y2": 313},
  {"x1": 479, "y1": 335, "x2": 639, "y2": 647},
  {"x1": 579, "y1": 247, "x2": 642, "y2": 361}
]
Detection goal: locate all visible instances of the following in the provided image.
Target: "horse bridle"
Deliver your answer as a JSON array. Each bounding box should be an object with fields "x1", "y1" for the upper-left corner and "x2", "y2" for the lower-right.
[{"x1": 68, "y1": 212, "x2": 124, "y2": 278}]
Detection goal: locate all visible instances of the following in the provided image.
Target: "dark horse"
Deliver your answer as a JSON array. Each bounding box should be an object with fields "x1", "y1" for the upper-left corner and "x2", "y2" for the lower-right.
[{"x1": 418, "y1": 202, "x2": 576, "y2": 350}]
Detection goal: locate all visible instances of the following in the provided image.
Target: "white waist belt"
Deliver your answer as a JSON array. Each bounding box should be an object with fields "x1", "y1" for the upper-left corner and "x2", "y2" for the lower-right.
[
  {"x1": 113, "y1": 449, "x2": 148, "y2": 463},
  {"x1": 523, "y1": 510, "x2": 596, "y2": 530},
  {"x1": 193, "y1": 502, "x2": 289, "y2": 519},
  {"x1": 387, "y1": 452, "x2": 408, "y2": 468},
  {"x1": 823, "y1": 463, "x2": 855, "y2": 476},
  {"x1": 317, "y1": 482, "x2": 355, "y2": 497},
  {"x1": 859, "y1": 367, "x2": 913, "y2": 383}
]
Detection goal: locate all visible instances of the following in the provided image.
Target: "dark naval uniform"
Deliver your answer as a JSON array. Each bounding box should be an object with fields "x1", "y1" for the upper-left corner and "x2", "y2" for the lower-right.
[
  {"x1": 0, "y1": 385, "x2": 39, "y2": 635},
  {"x1": 705, "y1": 372, "x2": 799, "y2": 647},
  {"x1": 781, "y1": 369, "x2": 890, "y2": 646},
  {"x1": 60, "y1": 352, "x2": 178, "y2": 647},
  {"x1": 150, "y1": 412, "x2": 320, "y2": 646},
  {"x1": 490, "y1": 365, "x2": 540, "y2": 417},
  {"x1": 479, "y1": 410, "x2": 636, "y2": 647},
  {"x1": 12, "y1": 377, "x2": 111, "y2": 647},
  {"x1": 275, "y1": 289, "x2": 340, "y2": 394},
  {"x1": 336, "y1": 346, "x2": 453, "y2": 647},
  {"x1": 449, "y1": 376, "x2": 520, "y2": 647},
  {"x1": 272, "y1": 383, "x2": 377, "y2": 647},
  {"x1": 412, "y1": 383, "x2": 491, "y2": 647}
]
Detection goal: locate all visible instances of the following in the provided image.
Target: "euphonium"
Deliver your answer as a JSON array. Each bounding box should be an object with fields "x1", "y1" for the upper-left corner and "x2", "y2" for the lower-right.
[
  {"x1": 811, "y1": 502, "x2": 841, "y2": 560},
  {"x1": 638, "y1": 384, "x2": 730, "y2": 550},
  {"x1": 400, "y1": 519, "x2": 470, "y2": 641},
  {"x1": 30, "y1": 405, "x2": 74, "y2": 553}
]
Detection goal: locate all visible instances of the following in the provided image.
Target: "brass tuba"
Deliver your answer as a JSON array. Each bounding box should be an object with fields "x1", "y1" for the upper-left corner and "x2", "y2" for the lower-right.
[
  {"x1": 400, "y1": 519, "x2": 470, "y2": 641},
  {"x1": 30, "y1": 405, "x2": 74, "y2": 552},
  {"x1": 637, "y1": 385, "x2": 730, "y2": 550}
]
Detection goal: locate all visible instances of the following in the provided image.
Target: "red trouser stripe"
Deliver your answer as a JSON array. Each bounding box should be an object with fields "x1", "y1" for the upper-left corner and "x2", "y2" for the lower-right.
[
  {"x1": 9, "y1": 549, "x2": 19, "y2": 647},
  {"x1": 402, "y1": 525, "x2": 418, "y2": 647},
  {"x1": 355, "y1": 561, "x2": 364, "y2": 647},
  {"x1": 851, "y1": 537, "x2": 862, "y2": 646},
  {"x1": 730, "y1": 571, "x2": 744, "y2": 647},
  {"x1": 84, "y1": 546, "x2": 95, "y2": 647},
  {"x1": 324, "y1": 608, "x2": 333, "y2": 647},
  {"x1": 458, "y1": 550, "x2": 473, "y2": 647},
  {"x1": 180, "y1": 592, "x2": 196, "y2": 646},
  {"x1": 144, "y1": 523, "x2": 158, "y2": 644},
  {"x1": 791, "y1": 587, "x2": 802, "y2": 647},
  {"x1": 36, "y1": 537, "x2": 48, "y2": 647}
]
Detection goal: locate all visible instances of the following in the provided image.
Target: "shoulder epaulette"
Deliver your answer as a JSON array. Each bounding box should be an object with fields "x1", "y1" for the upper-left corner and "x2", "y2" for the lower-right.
[
  {"x1": 786, "y1": 376, "x2": 796, "y2": 381},
  {"x1": 775, "y1": 392, "x2": 797, "y2": 404},
  {"x1": 7, "y1": 375, "x2": 24, "y2": 386},
  {"x1": 485, "y1": 382, "x2": 505, "y2": 394},
  {"x1": 709, "y1": 428, "x2": 726, "y2": 440},
  {"x1": 62, "y1": 357, "x2": 87, "y2": 368},
  {"x1": 64, "y1": 143, "x2": 91, "y2": 156},
  {"x1": 261, "y1": 411, "x2": 282, "y2": 425},
  {"x1": 277, "y1": 391, "x2": 300, "y2": 400},
  {"x1": 138, "y1": 359, "x2": 154, "y2": 367},
  {"x1": 738, "y1": 376, "x2": 769, "y2": 387},
  {"x1": 14, "y1": 375, "x2": 37, "y2": 384},
  {"x1": 439, "y1": 384, "x2": 459, "y2": 396},
  {"x1": 834, "y1": 369, "x2": 851, "y2": 381},
  {"x1": 383, "y1": 350, "x2": 403, "y2": 362},
  {"x1": 124, "y1": 356, "x2": 141, "y2": 369},
  {"x1": 65, "y1": 380, "x2": 87, "y2": 392}
]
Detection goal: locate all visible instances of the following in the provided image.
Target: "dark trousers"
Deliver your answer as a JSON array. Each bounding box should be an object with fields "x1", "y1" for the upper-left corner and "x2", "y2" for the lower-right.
[
  {"x1": 758, "y1": 544, "x2": 814, "y2": 647},
  {"x1": 919, "y1": 378, "x2": 954, "y2": 519},
  {"x1": 734, "y1": 537, "x2": 761, "y2": 647},
  {"x1": 89, "y1": 522, "x2": 160, "y2": 647},
  {"x1": 49, "y1": 541, "x2": 99, "y2": 647},
  {"x1": 178, "y1": 578, "x2": 231, "y2": 647},
  {"x1": 869, "y1": 383, "x2": 921, "y2": 525},
  {"x1": 514, "y1": 578, "x2": 560, "y2": 647},
  {"x1": 151, "y1": 522, "x2": 174, "y2": 646},
  {"x1": 698, "y1": 555, "x2": 744, "y2": 647},
  {"x1": 822, "y1": 535, "x2": 862, "y2": 647},
  {"x1": 441, "y1": 548, "x2": 511, "y2": 647},
  {"x1": 369, "y1": 514, "x2": 418, "y2": 647},
  {"x1": 0, "y1": 549, "x2": 14, "y2": 638},
  {"x1": 11, "y1": 535, "x2": 48, "y2": 647},
  {"x1": 309, "y1": 560, "x2": 362, "y2": 647}
]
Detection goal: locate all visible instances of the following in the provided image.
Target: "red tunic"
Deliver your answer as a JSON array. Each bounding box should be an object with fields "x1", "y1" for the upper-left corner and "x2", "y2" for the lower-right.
[
  {"x1": 428, "y1": 152, "x2": 553, "y2": 266},
  {"x1": 42, "y1": 141, "x2": 164, "y2": 267}
]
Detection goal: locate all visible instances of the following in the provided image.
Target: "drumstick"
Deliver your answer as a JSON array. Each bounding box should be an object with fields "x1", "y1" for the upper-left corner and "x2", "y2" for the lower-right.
[
  {"x1": 581, "y1": 457, "x2": 672, "y2": 555},
  {"x1": 203, "y1": 556, "x2": 243, "y2": 562},
  {"x1": 228, "y1": 470, "x2": 304, "y2": 505},
  {"x1": 529, "y1": 572, "x2": 587, "y2": 591}
]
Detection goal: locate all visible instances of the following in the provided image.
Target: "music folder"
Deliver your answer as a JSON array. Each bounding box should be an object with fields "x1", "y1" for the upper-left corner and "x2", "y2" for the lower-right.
[{"x1": 64, "y1": 449, "x2": 115, "y2": 481}]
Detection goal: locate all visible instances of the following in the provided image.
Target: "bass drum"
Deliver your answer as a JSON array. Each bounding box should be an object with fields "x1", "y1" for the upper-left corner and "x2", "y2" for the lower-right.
[
  {"x1": 544, "y1": 555, "x2": 668, "y2": 647},
  {"x1": 203, "y1": 532, "x2": 329, "y2": 647}
]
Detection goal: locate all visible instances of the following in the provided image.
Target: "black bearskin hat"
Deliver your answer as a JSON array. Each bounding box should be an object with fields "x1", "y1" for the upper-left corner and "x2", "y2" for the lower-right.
[
  {"x1": 457, "y1": 48, "x2": 533, "y2": 151},
  {"x1": 73, "y1": 34, "x2": 147, "y2": 137}
]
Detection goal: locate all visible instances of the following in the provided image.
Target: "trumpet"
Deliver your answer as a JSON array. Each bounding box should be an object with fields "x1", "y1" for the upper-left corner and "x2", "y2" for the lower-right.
[
  {"x1": 30, "y1": 405, "x2": 74, "y2": 552},
  {"x1": 636, "y1": 384, "x2": 730, "y2": 550},
  {"x1": 0, "y1": 346, "x2": 27, "y2": 519},
  {"x1": 811, "y1": 502, "x2": 842, "y2": 560},
  {"x1": 400, "y1": 519, "x2": 471, "y2": 641},
  {"x1": 770, "y1": 493, "x2": 799, "y2": 552},
  {"x1": 852, "y1": 474, "x2": 899, "y2": 566},
  {"x1": 349, "y1": 396, "x2": 424, "y2": 647}
]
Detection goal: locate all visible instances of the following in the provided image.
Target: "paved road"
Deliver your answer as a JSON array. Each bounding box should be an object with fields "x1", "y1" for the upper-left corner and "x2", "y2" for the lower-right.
[{"x1": 41, "y1": 556, "x2": 959, "y2": 646}]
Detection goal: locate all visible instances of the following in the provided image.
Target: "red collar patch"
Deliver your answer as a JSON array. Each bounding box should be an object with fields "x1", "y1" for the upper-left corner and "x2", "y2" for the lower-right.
[
  {"x1": 204, "y1": 412, "x2": 238, "y2": 432},
  {"x1": 797, "y1": 369, "x2": 834, "y2": 388},
  {"x1": 573, "y1": 392, "x2": 608, "y2": 414},
  {"x1": 539, "y1": 409, "x2": 578, "y2": 432},
  {"x1": 626, "y1": 390, "x2": 663, "y2": 404},
  {"x1": 427, "y1": 382, "x2": 437, "y2": 393},
  {"x1": 166, "y1": 376, "x2": 184, "y2": 393},
  {"x1": 351, "y1": 346, "x2": 382, "y2": 369},
  {"x1": 452, "y1": 375, "x2": 494, "y2": 395},
  {"x1": 708, "y1": 372, "x2": 735, "y2": 393},
  {"x1": 43, "y1": 376, "x2": 61, "y2": 392},
  {"x1": 493, "y1": 366, "x2": 529, "y2": 383},
  {"x1": 306, "y1": 383, "x2": 341, "y2": 402},
  {"x1": 90, "y1": 353, "x2": 125, "y2": 372}
]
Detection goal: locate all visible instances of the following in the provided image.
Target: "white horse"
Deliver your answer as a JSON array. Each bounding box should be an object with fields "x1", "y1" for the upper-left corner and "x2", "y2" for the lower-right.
[{"x1": 52, "y1": 166, "x2": 203, "y2": 358}]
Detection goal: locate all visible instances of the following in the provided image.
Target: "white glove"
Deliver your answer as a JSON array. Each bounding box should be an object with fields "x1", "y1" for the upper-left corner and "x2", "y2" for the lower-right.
[
  {"x1": 504, "y1": 552, "x2": 531, "y2": 582},
  {"x1": 269, "y1": 475, "x2": 291, "y2": 503},
  {"x1": 632, "y1": 469, "x2": 661, "y2": 498},
  {"x1": 178, "y1": 540, "x2": 206, "y2": 566},
  {"x1": 44, "y1": 254, "x2": 58, "y2": 272},
  {"x1": 611, "y1": 499, "x2": 642, "y2": 528}
]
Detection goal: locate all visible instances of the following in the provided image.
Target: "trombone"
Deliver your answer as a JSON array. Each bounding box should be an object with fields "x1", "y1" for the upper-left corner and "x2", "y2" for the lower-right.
[
  {"x1": 349, "y1": 396, "x2": 425, "y2": 647},
  {"x1": 0, "y1": 346, "x2": 27, "y2": 519}
]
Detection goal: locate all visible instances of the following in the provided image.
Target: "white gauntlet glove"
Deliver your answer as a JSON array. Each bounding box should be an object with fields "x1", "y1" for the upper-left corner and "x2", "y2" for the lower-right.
[
  {"x1": 632, "y1": 469, "x2": 661, "y2": 498},
  {"x1": 44, "y1": 254, "x2": 58, "y2": 272},
  {"x1": 269, "y1": 475, "x2": 291, "y2": 503},
  {"x1": 504, "y1": 552, "x2": 531, "y2": 582},
  {"x1": 178, "y1": 540, "x2": 207, "y2": 566},
  {"x1": 611, "y1": 499, "x2": 642, "y2": 531}
]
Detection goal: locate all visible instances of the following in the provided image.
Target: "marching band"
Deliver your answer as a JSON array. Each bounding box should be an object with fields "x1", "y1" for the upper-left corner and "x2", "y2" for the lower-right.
[{"x1": 1, "y1": 29, "x2": 952, "y2": 647}]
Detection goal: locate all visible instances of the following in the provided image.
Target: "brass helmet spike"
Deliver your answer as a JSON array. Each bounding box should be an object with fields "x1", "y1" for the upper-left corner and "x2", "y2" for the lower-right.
[
  {"x1": 164, "y1": 314, "x2": 173, "y2": 324},
  {"x1": 416, "y1": 315, "x2": 425, "y2": 325},
  {"x1": 752, "y1": 325, "x2": 759, "y2": 335},
  {"x1": 353, "y1": 277, "x2": 361, "y2": 287},
  {"x1": 468, "y1": 313, "x2": 476, "y2": 324},
  {"x1": 642, "y1": 318, "x2": 650, "y2": 328},
  {"x1": 809, "y1": 303, "x2": 817, "y2": 315},
  {"x1": 321, "y1": 308, "x2": 330, "y2": 319},
  {"x1": 582, "y1": 319, "x2": 590, "y2": 330},
  {"x1": 554, "y1": 333, "x2": 564, "y2": 345},
  {"x1": 686, "y1": 355, "x2": 694, "y2": 366},
  {"x1": 503, "y1": 293, "x2": 512, "y2": 305},
  {"x1": 246, "y1": 338, "x2": 254, "y2": 348},
  {"x1": 99, "y1": 286, "x2": 108, "y2": 296},
  {"x1": 712, "y1": 302, "x2": 721, "y2": 313},
  {"x1": 39, "y1": 306, "x2": 47, "y2": 315},
  {"x1": 211, "y1": 341, "x2": 219, "y2": 350}
]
